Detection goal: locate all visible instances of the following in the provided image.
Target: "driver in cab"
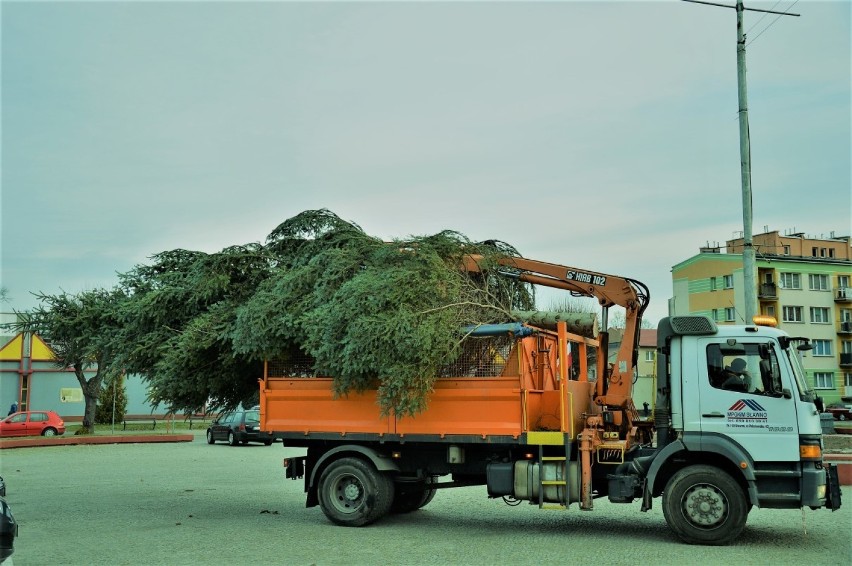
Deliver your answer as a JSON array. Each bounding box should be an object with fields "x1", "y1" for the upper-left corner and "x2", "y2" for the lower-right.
[{"x1": 720, "y1": 358, "x2": 752, "y2": 392}]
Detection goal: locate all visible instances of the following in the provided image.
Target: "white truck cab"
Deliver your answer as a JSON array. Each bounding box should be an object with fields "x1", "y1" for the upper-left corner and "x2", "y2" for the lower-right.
[{"x1": 631, "y1": 315, "x2": 841, "y2": 544}]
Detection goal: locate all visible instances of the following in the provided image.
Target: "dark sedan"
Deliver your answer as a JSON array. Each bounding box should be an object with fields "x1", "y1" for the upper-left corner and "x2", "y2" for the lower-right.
[
  {"x1": 0, "y1": 496, "x2": 16, "y2": 564},
  {"x1": 206, "y1": 409, "x2": 273, "y2": 446}
]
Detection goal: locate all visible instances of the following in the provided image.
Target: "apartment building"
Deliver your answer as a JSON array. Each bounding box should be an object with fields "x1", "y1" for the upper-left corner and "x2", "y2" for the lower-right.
[{"x1": 671, "y1": 229, "x2": 852, "y2": 404}]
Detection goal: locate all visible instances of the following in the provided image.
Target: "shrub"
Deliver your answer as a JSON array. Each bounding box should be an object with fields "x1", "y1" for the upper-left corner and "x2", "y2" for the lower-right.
[{"x1": 96, "y1": 372, "x2": 128, "y2": 424}]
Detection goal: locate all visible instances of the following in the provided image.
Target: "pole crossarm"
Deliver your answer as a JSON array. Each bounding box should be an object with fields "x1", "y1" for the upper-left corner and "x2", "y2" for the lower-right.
[{"x1": 681, "y1": 0, "x2": 799, "y2": 17}]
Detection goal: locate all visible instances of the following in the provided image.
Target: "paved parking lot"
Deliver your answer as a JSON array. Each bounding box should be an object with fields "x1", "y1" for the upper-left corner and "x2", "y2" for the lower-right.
[{"x1": 2, "y1": 434, "x2": 850, "y2": 565}]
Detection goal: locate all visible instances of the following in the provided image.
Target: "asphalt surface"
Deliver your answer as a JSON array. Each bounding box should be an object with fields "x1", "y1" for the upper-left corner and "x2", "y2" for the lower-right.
[{"x1": 1, "y1": 432, "x2": 850, "y2": 566}]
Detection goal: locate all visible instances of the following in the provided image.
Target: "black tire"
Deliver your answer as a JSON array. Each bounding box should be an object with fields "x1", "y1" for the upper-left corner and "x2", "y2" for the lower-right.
[
  {"x1": 391, "y1": 485, "x2": 428, "y2": 514},
  {"x1": 839, "y1": 414, "x2": 847, "y2": 421},
  {"x1": 317, "y1": 457, "x2": 395, "y2": 527},
  {"x1": 420, "y1": 486, "x2": 437, "y2": 508},
  {"x1": 42, "y1": 427, "x2": 58, "y2": 437},
  {"x1": 391, "y1": 477, "x2": 437, "y2": 513},
  {"x1": 206, "y1": 430, "x2": 215, "y2": 445},
  {"x1": 228, "y1": 431, "x2": 238, "y2": 446},
  {"x1": 662, "y1": 465, "x2": 748, "y2": 545}
]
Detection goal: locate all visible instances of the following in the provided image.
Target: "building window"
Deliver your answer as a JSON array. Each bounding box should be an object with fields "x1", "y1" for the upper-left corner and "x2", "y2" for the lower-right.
[
  {"x1": 782, "y1": 306, "x2": 803, "y2": 322},
  {"x1": 723, "y1": 275, "x2": 734, "y2": 289},
  {"x1": 812, "y1": 340, "x2": 832, "y2": 356},
  {"x1": 711, "y1": 309, "x2": 719, "y2": 321},
  {"x1": 810, "y1": 307, "x2": 830, "y2": 324},
  {"x1": 845, "y1": 373, "x2": 852, "y2": 387},
  {"x1": 808, "y1": 274, "x2": 829, "y2": 291},
  {"x1": 645, "y1": 350, "x2": 655, "y2": 362},
  {"x1": 842, "y1": 309, "x2": 852, "y2": 323},
  {"x1": 812, "y1": 247, "x2": 819, "y2": 257},
  {"x1": 724, "y1": 307, "x2": 736, "y2": 322},
  {"x1": 779, "y1": 272, "x2": 801, "y2": 289},
  {"x1": 762, "y1": 305, "x2": 776, "y2": 317},
  {"x1": 814, "y1": 372, "x2": 835, "y2": 389},
  {"x1": 839, "y1": 275, "x2": 850, "y2": 290},
  {"x1": 842, "y1": 341, "x2": 852, "y2": 355},
  {"x1": 710, "y1": 277, "x2": 717, "y2": 291},
  {"x1": 783, "y1": 245, "x2": 790, "y2": 255},
  {"x1": 829, "y1": 249, "x2": 835, "y2": 258}
]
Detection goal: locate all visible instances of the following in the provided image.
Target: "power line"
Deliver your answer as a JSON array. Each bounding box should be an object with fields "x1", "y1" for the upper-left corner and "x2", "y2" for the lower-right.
[
  {"x1": 747, "y1": 1, "x2": 801, "y2": 46},
  {"x1": 745, "y1": 0, "x2": 784, "y2": 35}
]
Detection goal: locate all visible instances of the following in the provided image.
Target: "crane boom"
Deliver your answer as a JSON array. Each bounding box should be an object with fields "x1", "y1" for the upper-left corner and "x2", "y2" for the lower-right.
[{"x1": 462, "y1": 254, "x2": 650, "y2": 407}]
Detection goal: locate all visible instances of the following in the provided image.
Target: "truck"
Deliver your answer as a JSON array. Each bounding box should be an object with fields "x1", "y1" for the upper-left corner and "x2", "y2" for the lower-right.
[{"x1": 259, "y1": 254, "x2": 842, "y2": 545}]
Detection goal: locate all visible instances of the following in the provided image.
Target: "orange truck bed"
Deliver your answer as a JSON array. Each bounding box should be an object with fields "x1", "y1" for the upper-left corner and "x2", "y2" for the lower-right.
[{"x1": 260, "y1": 325, "x2": 598, "y2": 441}]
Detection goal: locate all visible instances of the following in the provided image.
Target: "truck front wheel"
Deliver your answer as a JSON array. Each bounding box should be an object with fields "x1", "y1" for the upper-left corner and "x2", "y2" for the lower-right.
[
  {"x1": 662, "y1": 465, "x2": 748, "y2": 546},
  {"x1": 318, "y1": 457, "x2": 394, "y2": 527}
]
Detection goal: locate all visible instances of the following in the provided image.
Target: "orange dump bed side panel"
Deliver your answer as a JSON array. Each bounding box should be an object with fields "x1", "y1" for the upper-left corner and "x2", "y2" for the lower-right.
[
  {"x1": 262, "y1": 378, "x2": 392, "y2": 435},
  {"x1": 395, "y1": 378, "x2": 522, "y2": 437},
  {"x1": 262, "y1": 377, "x2": 523, "y2": 437}
]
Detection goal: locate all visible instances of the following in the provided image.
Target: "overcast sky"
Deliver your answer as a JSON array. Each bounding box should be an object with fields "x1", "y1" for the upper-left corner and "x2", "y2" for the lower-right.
[{"x1": 1, "y1": 0, "x2": 849, "y2": 325}]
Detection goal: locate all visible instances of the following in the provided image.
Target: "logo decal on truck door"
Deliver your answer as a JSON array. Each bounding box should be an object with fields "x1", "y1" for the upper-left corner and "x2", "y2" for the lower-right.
[{"x1": 727, "y1": 399, "x2": 768, "y2": 429}]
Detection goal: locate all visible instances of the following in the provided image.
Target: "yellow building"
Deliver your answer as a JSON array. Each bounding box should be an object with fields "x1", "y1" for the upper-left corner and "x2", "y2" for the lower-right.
[{"x1": 671, "y1": 229, "x2": 852, "y2": 404}]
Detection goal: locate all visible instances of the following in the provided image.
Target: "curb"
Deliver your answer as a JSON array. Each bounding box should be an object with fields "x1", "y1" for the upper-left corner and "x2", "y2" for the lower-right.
[{"x1": 0, "y1": 434, "x2": 194, "y2": 449}]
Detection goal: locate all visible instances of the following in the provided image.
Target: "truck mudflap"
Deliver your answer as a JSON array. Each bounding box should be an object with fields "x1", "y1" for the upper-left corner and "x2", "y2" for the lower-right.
[{"x1": 825, "y1": 464, "x2": 842, "y2": 511}]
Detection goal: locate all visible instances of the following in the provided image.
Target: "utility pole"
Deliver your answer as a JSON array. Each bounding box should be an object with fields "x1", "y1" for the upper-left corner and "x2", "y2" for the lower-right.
[{"x1": 682, "y1": 0, "x2": 798, "y2": 322}]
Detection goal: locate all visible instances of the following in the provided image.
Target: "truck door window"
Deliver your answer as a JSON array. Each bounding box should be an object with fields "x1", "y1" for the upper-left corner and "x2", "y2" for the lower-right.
[{"x1": 706, "y1": 343, "x2": 780, "y2": 395}]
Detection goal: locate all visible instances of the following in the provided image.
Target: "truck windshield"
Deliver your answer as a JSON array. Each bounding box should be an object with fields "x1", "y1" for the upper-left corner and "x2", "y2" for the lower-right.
[{"x1": 782, "y1": 339, "x2": 813, "y2": 401}]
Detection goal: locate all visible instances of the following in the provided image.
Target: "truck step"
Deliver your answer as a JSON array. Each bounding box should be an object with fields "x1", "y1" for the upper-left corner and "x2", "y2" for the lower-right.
[
  {"x1": 753, "y1": 470, "x2": 801, "y2": 478},
  {"x1": 541, "y1": 480, "x2": 566, "y2": 486},
  {"x1": 541, "y1": 456, "x2": 566, "y2": 461},
  {"x1": 758, "y1": 493, "x2": 801, "y2": 501},
  {"x1": 539, "y1": 503, "x2": 567, "y2": 511}
]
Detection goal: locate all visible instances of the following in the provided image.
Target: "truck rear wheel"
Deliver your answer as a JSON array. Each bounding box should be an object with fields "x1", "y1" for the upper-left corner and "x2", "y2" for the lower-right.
[
  {"x1": 662, "y1": 465, "x2": 748, "y2": 546},
  {"x1": 318, "y1": 457, "x2": 394, "y2": 527},
  {"x1": 391, "y1": 477, "x2": 437, "y2": 514}
]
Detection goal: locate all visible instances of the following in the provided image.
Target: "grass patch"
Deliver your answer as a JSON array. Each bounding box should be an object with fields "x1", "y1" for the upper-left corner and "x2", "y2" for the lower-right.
[{"x1": 66, "y1": 418, "x2": 210, "y2": 435}]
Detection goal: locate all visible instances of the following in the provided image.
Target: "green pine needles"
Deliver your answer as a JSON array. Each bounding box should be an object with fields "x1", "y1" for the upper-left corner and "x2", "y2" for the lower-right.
[{"x1": 27, "y1": 209, "x2": 536, "y2": 418}]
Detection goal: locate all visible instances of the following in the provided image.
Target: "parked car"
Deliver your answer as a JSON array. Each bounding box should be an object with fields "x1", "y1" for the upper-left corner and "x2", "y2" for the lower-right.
[
  {"x1": 0, "y1": 410, "x2": 65, "y2": 437},
  {"x1": 0, "y1": 496, "x2": 17, "y2": 564},
  {"x1": 206, "y1": 409, "x2": 273, "y2": 446},
  {"x1": 825, "y1": 403, "x2": 852, "y2": 421}
]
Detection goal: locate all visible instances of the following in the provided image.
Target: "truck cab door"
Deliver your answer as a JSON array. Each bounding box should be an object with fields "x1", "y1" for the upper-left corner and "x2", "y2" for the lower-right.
[{"x1": 690, "y1": 338, "x2": 799, "y2": 462}]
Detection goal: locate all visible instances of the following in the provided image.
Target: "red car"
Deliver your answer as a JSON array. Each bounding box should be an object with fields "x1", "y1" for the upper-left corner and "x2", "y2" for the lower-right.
[
  {"x1": 0, "y1": 411, "x2": 66, "y2": 437},
  {"x1": 825, "y1": 403, "x2": 852, "y2": 421}
]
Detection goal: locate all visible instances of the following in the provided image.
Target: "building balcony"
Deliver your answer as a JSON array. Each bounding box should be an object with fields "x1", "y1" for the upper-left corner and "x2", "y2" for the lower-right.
[
  {"x1": 840, "y1": 321, "x2": 852, "y2": 335},
  {"x1": 844, "y1": 383, "x2": 852, "y2": 399},
  {"x1": 758, "y1": 283, "x2": 777, "y2": 299},
  {"x1": 841, "y1": 353, "x2": 852, "y2": 368},
  {"x1": 836, "y1": 287, "x2": 852, "y2": 302}
]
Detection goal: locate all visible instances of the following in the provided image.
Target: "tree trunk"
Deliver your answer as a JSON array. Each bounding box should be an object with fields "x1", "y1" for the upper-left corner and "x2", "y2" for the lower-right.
[
  {"x1": 82, "y1": 394, "x2": 98, "y2": 433},
  {"x1": 511, "y1": 310, "x2": 599, "y2": 337},
  {"x1": 75, "y1": 364, "x2": 103, "y2": 434}
]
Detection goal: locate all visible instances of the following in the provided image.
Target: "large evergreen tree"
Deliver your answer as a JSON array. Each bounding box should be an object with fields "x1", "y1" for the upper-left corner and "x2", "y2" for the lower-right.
[
  {"x1": 15, "y1": 289, "x2": 125, "y2": 433},
  {"x1": 22, "y1": 209, "x2": 536, "y2": 418}
]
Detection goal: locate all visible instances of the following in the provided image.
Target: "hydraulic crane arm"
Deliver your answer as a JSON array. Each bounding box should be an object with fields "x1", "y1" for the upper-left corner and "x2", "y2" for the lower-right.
[{"x1": 463, "y1": 254, "x2": 650, "y2": 407}]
